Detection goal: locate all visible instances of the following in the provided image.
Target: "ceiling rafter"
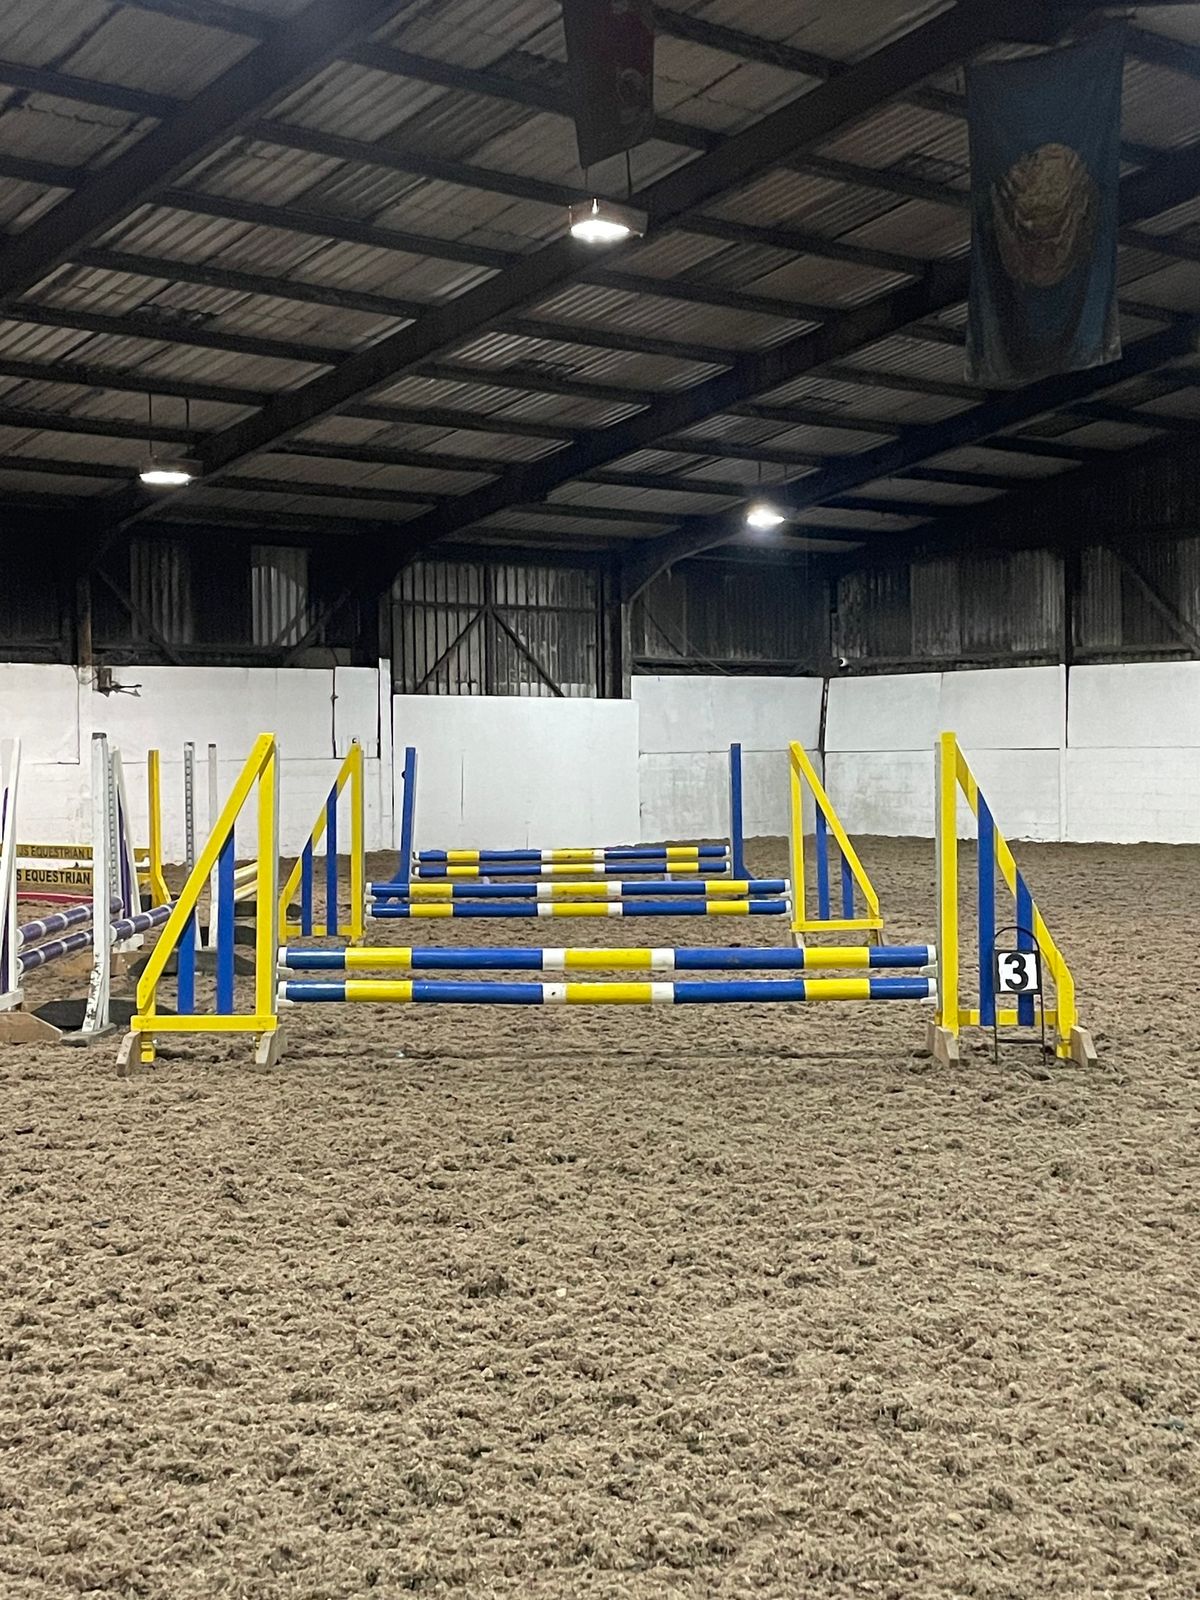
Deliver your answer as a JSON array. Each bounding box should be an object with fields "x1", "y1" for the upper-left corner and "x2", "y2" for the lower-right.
[
  {"x1": 0, "y1": 0, "x2": 415, "y2": 302},
  {"x1": 620, "y1": 318, "x2": 1200, "y2": 592},
  {"x1": 263, "y1": 132, "x2": 1200, "y2": 642},
  {"x1": 83, "y1": 0, "x2": 1025, "y2": 558}
]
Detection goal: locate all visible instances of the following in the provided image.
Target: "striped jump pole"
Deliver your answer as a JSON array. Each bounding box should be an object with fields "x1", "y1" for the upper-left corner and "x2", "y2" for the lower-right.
[
  {"x1": 412, "y1": 861, "x2": 732, "y2": 880},
  {"x1": 280, "y1": 975, "x2": 937, "y2": 1005},
  {"x1": 370, "y1": 878, "x2": 788, "y2": 901},
  {"x1": 370, "y1": 898, "x2": 790, "y2": 919},
  {"x1": 415, "y1": 844, "x2": 730, "y2": 865},
  {"x1": 281, "y1": 943, "x2": 937, "y2": 972}
]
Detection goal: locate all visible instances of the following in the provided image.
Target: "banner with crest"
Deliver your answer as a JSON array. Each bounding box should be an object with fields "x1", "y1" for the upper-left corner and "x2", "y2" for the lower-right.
[
  {"x1": 562, "y1": 0, "x2": 655, "y2": 171},
  {"x1": 966, "y1": 27, "x2": 1126, "y2": 386}
]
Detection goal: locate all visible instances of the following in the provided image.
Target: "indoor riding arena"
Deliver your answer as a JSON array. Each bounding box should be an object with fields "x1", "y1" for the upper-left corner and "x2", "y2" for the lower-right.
[{"x1": 1, "y1": 3, "x2": 1198, "y2": 1598}]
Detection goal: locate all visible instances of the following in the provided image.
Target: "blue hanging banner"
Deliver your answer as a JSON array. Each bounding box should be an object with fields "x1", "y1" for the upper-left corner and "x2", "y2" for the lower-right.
[
  {"x1": 562, "y1": 0, "x2": 655, "y2": 171},
  {"x1": 966, "y1": 26, "x2": 1126, "y2": 387}
]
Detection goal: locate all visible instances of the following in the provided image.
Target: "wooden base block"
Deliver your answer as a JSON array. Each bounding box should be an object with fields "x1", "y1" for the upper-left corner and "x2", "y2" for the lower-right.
[
  {"x1": 1068, "y1": 1025, "x2": 1098, "y2": 1069},
  {"x1": 926, "y1": 1019, "x2": 960, "y2": 1068},
  {"x1": 254, "y1": 1028, "x2": 283, "y2": 1069},
  {"x1": 0, "y1": 1010, "x2": 63, "y2": 1044}
]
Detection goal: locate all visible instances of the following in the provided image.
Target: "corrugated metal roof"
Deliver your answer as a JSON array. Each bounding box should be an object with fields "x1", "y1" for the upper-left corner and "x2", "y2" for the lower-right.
[
  {"x1": 0, "y1": 175, "x2": 66, "y2": 232},
  {"x1": 552, "y1": 480, "x2": 739, "y2": 516},
  {"x1": 930, "y1": 445, "x2": 1071, "y2": 480},
  {"x1": 478, "y1": 508, "x2": 664, "y2": 538},
  {"x1": 378, "y1": 0, "x2": 562, "y2": 72},
  {"x1": 531, "y1": 280, "x2": 809, "y2": 351},
  {"x1": 759, "y1": 371, "x2": 971, "y2": 424},
  {"x1": 63, "y1": 10, "x2": 253, "y2": 97},
  {"x1": 372, "y1": 370, "x2": 643, "y2": 429},
  {"x1": 0, "y1": 0, "x2": 113, "y2": 66},
  {"x1": 450, "y1": 328, "x2": 726, "y2": 391},
  {"x1": 0, "y1": 94, "x2": 143, "y2": 171},
  {"x1": 816, "y1": 100, "x2": 966, "y2": 176},
  {"x1": 229, "y1": 452, "x2": 489, "y2": 496}
]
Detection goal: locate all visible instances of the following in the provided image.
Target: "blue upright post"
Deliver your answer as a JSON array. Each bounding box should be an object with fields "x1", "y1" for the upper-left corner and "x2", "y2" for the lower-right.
[
  {"x1": 177, "y1": 911, "x2": 196, "y2": 1015},
  {"x1": 300, "y1": 841, "x2": 314, "y2": 937},
  {"x1": 841, "y1": 850, "x2": 855, "y2": 920},
  {"x1": 728, "y1": 742, "x2": 746, "y2": 880},
  {"x1": 1015, "y1": 872, "x2": 1036, "y2": 1028},
  {"x1": 814, "y1": 808, "x2": 831, "y2": 920},
  {"x1": 325, "y1": 788, "x2": 338, "y2": 937},
  {"x1": 216, "y1": 836, "x2": 235, "y2": 1014},
  {"x1": 396, "y1": 747, "x2": 417, "y2": 886},
  {"x1": 978, "y1": 798, "x2": 996, "y2": 1029}
]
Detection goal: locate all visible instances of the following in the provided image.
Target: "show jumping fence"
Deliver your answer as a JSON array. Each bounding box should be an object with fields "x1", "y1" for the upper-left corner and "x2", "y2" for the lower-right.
[
  {"x1": 367, "y1": 741, "x2": 793, "y2": 923},
  {"x1": 1, "y1": 733, "x2": 173, "y2": 1044},
  {"x1": 119, "y1": 728, "x2": 1093, "y2": 1071}
]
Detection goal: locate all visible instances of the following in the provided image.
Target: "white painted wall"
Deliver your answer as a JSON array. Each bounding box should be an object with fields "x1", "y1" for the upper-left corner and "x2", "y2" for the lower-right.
[
  {"x1": 394, "y1": 693, "x2": 639, "y2": 851},
  {"x1": 633, "y1": 675, "x2": 824, "y2": 841},
  {"x1": 0, "y1": 663, "x2": 390, "y2": 859},
  {"x1": 825, "y1": 662, "x2": 1200, "y2": 843},
  {"x1": 3, "y1": 660, "x2": 1195, "y2": 856}
]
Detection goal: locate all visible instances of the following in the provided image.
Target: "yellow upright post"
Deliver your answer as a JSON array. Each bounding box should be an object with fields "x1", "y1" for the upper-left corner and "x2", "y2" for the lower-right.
[
  {"x1": 788, "y1": 746, "x2": 807, "y2": 942},
  {"x1": 348, "y1": 740, "x2": 365, "y2": 944},
  {"x1": 255, "y1": 740, "x2": 279, "y2": 1025},
  {"x1": 145, "y1": 750, "x2": 172, "y2": 908},
  {"x1": 931, "y1": 730, "x2": 960, "y2": 1067}
]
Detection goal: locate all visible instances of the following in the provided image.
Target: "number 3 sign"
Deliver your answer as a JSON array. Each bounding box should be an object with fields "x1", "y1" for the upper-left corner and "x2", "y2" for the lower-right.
[{"x1": 994, "y1": 949, "x2": 1042, "y2": 995}]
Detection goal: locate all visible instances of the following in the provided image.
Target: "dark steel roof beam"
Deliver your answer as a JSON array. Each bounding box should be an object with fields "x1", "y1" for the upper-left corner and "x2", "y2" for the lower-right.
[
  {"x1": 0, "y1": 356, "x2": 264, "y2": 407},
  {"x1": 656, "y1": 435, "x2": 824, "y2": 466},
  {"x1": 72, "y1": 246, "x2": 427, "y2": 322},
  {"x1": 6, "y1": 301, "x2": 335, "y2": 370},
  {"x1": 620, "y1": 319, "x2": 1200, "y2": 587},
  {"x1": 344, "y1": 402, "x2": 571, "y2": 442},
  {"x1": 86, "y1": 3, "x2": 1066, "y2": 561},
  {"x1": 0, "y1": 405, "x2": 198, "y2": 447},
  {"x1": 159, "y1": 187, "x2": 512, "y2": 270},
  {"x1": 980, "y1": 436, "x2": 1116, "y2": 464},
  {"x1": 900, "y1": 465, "x2": 1024, "y2": 491},
  {"x1": 0, "y1": 0, "x2": 416, "y2": 302},
  {"x1": 828, "y1": 493, "x2": 950, "y2": 518}
]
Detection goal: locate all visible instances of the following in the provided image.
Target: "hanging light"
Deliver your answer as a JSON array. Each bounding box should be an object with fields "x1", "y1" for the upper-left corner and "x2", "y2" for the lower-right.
[
  {"x1": 139, "y1": 457, "x2": 200, "y2": 487},
  {"x1": 745, "y1": 502, "x2": 786, "y2": 531},
  {"x1": 138, "y1": 392, "x2": 200, "y2": 487},
  {"x1": 568, "y1": 197, "x2": 646, "y2": 244}
]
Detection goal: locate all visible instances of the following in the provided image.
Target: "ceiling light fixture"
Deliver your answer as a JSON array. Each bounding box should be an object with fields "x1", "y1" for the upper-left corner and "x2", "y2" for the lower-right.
[
  {"x1": 138, "y1": 393, "x2": 199, "y2": 488},
  {"x1": 139, "y1": 458, "x2": 199, "y2": 487},
  {"x1": 568, "y1": 197, "x2": 646, "y2": 244},
  {"x1": 745, "y1": 501, "x2": 786, "y2": 531}
]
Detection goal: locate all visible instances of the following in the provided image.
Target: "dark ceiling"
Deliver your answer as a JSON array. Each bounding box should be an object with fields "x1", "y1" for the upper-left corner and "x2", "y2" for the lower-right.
[{"x1": 3, "y1": 0, "x2": 1200, "y2": 646}]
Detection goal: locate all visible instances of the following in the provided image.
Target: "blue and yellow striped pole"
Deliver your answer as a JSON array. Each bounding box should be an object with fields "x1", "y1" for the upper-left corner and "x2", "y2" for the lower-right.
[
  {"x1": 371, "y1": 878, "x2": 788, "y2": 901},
  {"x1": 281, "y1": 943, "x2": 937, "y2": 972},
  {"x1": 280, "y1": 975, "x2": 936, "y2": 1006},
  {"x1": 370, "y1": 898, "x2": 789, "y2": 919}
]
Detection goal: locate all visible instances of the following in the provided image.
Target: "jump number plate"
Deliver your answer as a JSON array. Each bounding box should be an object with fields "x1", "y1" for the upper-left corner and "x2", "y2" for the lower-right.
[{"x1": 994, "y1": 949, "x2": 1042, "y2": 995}]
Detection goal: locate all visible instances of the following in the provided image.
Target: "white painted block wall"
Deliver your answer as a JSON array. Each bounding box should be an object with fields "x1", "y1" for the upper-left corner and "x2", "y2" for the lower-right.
[
  {"x1": 633, "y1": 675, "x2": 824, "y2": 842},
  {"x1": 394, "y1": 693, "x2": 640, "y2": 852},
  {"x1": 0, "y1": 663, "x2": 391, "y2": 859},
  {"x1": 3, "y1": 660, "x2": 1196, "y2": 855}
]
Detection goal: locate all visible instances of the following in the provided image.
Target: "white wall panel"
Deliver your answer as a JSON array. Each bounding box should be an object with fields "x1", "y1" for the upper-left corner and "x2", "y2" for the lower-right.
[
  {"x1": 395, "y1": 694, "x2": 639, "y2": 850},
  {"x1": 334, "y1": 666, "x2": 380, "y2": 758},
  {"x1": 939, "y1": 666, "x2": 1064, "y2": 750},
  {"x1": 633, "y1": 675, "x2": 822, "y2": 753},
  {"x1": 1069, "y1": 662, "x2": 1200, "y2": 749},
  {"x1": 1065, "y1": 750, "x2": 1200, "y2": 843},
  {"x1": 827, "y1": 674, "x2": 941, "y2": 752},
  {"x1": 0, "y1": 665, "x2": 82, "y2": 764}
]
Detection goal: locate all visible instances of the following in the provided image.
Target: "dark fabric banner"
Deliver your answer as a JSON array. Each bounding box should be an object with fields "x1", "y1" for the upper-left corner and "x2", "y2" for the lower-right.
[
  {"x1": 966, "y1": 26, "x2": 1126, "y2": 387},
  {"x1": 562, "y1": 0, "x2": 655, "y2": 170}
]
